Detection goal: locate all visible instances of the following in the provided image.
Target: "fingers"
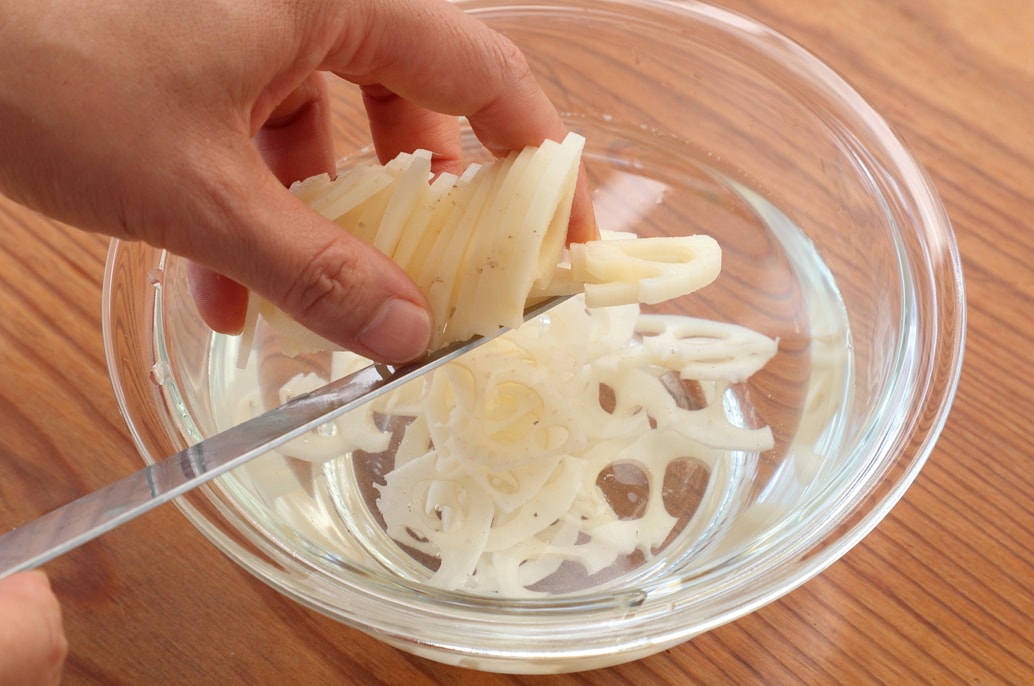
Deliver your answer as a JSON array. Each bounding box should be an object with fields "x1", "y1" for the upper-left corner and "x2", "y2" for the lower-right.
[
  {"x1": 184, "y1": 154, "x2": 432, "y2": 362},
  {"x1": 326, "y1": 0, "x2": 597, "y2": 240},
  {"x1": 191, "y1": 0, "x2": 597, "y2": 351},
  {"x1": 186, "y1": 263, "x2": 250, "y2": 335},
  {"x1": 0, "y1": 572, "x2": 68, "y2": 686},
  {"x1": 242, "y1": 181, "x2": 433, "y2": 362},
  {"x1": 361, "y1": 84, "x2": 464, "y2": 176},
  {"x1": 328, "y1": 0, "x2": 560, "y2": 152},
  {"x1": 189, "y1": 73, "x2": 341, "y2": 336},
  {"x1": 254, "y1": 73, "x2": 337, "y2": 186},
  {"x1": 190, "y1": 69, "x2": 434, "y2": 360}
]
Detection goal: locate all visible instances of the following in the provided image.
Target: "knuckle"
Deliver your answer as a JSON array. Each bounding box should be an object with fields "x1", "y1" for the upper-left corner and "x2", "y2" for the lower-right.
[
  {"x1": 497, "y1": 35, "x2": 530, "y2": 75},
  {"x1": 487, "y1": 33, "x2": 533, "y2": 89},
  {"x1": 283, "y1": 240, "x2": 363, "y2": 323}
]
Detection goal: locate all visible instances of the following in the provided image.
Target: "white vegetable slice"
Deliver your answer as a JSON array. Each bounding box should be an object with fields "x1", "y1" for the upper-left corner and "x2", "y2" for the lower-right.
[
  {"x1": 570, "y1": 235, "x2": 722, "y2": 307},
  {"x1": 444, "y1": 144, "x2": 540, "y2": 342},
  {"x1": 275, "y1": 373, "x2": 390, "y2": 461},
  {"x1": 421, "y1": 160, "x2": 507, "y2": 346},
  {"x1": 391, "y1": 171, "x2": 460, "y2": 274},
  {"x1": 376, "y1": 451, "x2": 496, "y2": 586},
  {"x1": 401, "y1": 172, "x2": 469, "y2": 289},
  {"x1": 467, "y1": 134, "x2": 584, "y2": 334},
  {"x1": 217, "y1": 134, "x2": 794, "y2": 597},
  {"x1": 531, "y1": 137, "x2": 582, "y2": 289},
  {"x1": 221, "y1": 290, "x2": 782, "y2": 596},
  {"x1": 632, "y1": 314, "x2": 779, "y2": 382},
  {"x1": 252, "y1": 134, "x2": 733, "y2": 355},
  {"x1": 255, "y1": 134, "x2": 731, "y2": 358},
  {"x1": 348, "y1": 180, "x2": 395, "y2": 246},
  {"x1": 310, "y1": 165, "x2": 394, "y2": 221},
  {"x1": 407, "y1": 178, "x2": 473, "y2": 297},
  {"x1": 372, "y1": 150, "x2": 433, "y2": 258},
  {"x1": 482, "y1": 456, "x2": 587, "y2": 552},
  {"x1": 362, "y1": 301, "x2": 779, "y2": 593},
  {"x1": 288, "y1": 172, "x2": 332, "y2": 206}
]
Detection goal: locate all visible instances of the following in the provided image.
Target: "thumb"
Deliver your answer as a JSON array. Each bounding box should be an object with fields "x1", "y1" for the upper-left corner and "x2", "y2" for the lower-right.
[
  {"x1": 185, "y1": 162, "x2": 433, "y2": 363},
  {"x1": 0, "y1": 572, "x2": 68, "y2": 686}
]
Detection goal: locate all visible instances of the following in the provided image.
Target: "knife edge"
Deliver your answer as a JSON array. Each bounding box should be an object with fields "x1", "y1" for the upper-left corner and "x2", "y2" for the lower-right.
[{"x1": 0, "y1": 294, "x2": 572, "y2": 578}]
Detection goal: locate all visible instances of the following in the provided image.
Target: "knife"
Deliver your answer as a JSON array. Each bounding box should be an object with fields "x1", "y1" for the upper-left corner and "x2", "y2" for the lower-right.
[{"x1": 0, "y1": 295, "x2": 571, "y2": 578}]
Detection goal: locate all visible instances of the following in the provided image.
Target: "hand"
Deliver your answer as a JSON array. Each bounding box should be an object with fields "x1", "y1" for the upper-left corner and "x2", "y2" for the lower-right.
[
  {"x1": 0, "y1": 0, "x2": 595, "y2": 363},
  {"x1": 0, "y1": 572, "x2": 68, "y2": 686}
]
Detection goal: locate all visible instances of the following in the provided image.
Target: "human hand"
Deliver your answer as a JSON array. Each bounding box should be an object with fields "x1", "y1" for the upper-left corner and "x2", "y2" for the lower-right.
[
  {"x1": 0, "y1": 0, "x2": 595, "y2": 363},
  {"x1": 0, "y1": 572, "x2": 68, "y2": 686}
]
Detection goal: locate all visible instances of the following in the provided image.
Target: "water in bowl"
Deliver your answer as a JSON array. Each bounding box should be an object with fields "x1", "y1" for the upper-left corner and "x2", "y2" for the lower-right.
[{"x1": 198, "y1": 126, "x2": 852, "y2": 598}]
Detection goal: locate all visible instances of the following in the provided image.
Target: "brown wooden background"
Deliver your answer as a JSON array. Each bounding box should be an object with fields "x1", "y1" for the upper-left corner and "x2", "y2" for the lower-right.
[{"x1": 0, "y1": 0, "x2": 1032, "y2": 683}]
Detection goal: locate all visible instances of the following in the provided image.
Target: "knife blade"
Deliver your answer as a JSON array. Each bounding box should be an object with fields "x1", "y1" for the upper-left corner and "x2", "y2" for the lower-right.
[{"x1": 0, "y1": 294, "x2": 571, "y2": 578}]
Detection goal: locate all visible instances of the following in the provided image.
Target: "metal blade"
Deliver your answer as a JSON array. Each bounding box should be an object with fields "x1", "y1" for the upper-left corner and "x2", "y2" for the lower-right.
[{"x1": 0, "y1": 295, "x2": 570, "y2": 578}]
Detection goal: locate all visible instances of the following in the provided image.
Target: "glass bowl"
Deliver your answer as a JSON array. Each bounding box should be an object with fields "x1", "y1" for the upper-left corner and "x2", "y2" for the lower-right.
[{"x1": 102, "y1": 0, "x2": 965, "y2": 674}]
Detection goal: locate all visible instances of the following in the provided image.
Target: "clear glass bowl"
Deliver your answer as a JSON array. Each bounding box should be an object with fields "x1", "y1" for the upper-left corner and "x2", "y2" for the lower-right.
[{"x1": 102, "y1": 0, "x2": 965, "y2": 674}]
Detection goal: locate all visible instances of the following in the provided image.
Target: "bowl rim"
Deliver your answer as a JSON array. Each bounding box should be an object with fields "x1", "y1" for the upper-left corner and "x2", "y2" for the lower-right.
[{"x1": 102, "y1": 0, "x2": 966, "y2": 672}]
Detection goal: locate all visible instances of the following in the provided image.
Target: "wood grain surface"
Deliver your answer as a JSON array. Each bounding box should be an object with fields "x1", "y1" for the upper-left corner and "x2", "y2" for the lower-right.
[{"x1": 1, "y1": 1, "x2": 1031, "y2": 683}]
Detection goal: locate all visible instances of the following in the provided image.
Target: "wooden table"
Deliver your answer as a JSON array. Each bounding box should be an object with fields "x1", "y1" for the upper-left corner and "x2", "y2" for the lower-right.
[{"x1": 1, "y1": 0, "x2": 1031, "y2": 683}]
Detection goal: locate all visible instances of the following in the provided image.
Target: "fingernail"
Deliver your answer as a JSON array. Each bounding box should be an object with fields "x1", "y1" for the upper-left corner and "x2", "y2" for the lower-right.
[{"x1": 358, "y1": 298, "x2": 432, "y2": 363}]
